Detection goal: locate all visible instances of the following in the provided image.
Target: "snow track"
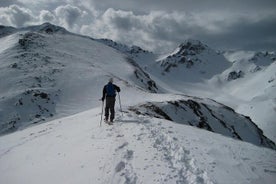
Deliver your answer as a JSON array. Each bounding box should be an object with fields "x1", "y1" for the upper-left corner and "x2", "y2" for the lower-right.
[
  {"x1": 0, "y1": 109, "x2": 275, "y2": 184},
  {"x1": 99, "y1": 121, "x2": 138, "y2": 184},
  {"x1": 102, "y1": 113, "x2": 214, "y2": 184},
  {"x1": 148, "y1": 122, "x2": 213, "y2": 184}
]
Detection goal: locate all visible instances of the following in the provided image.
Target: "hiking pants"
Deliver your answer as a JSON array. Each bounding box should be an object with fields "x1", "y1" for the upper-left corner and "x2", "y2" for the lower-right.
[{"x1": 105, "y1": 96, "x2": 116, "y2": 121}]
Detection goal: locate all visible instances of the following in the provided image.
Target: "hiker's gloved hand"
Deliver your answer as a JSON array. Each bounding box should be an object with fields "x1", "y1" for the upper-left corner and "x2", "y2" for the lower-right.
[{"x1": 101, "y1": 97, "x2": 104, "y2": 101}]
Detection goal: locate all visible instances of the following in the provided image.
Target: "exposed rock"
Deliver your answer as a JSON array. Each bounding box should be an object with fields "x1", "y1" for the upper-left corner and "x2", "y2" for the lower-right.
[
  {"x1": 227, "y1": 70, "x2": 244, "y2": 81},
  {"x1": 129, "y1": 98, "x2": 276, "y2": 150}
]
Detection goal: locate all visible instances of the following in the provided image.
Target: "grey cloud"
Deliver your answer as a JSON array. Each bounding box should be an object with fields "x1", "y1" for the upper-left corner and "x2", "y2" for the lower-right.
[
  {"x1": 0, "y1": 5, "x2": 35, "y2": 27},
  {"x1": 88, "y1": 7, "x2": 276, "y2": 53},
  {"x1": 40, "y1": 10, "x2": 56, "y2": 22},
  {"x1": 102, "y1": 9, "x2": 139, "y2": 31},
  {"x1": 55, "y1": 4, "x2": 82, "y2": 28},
  {"x1": 90, "y1": 10, "x2": 192, "y2": 52},
  {"x1": 205, "y1": 15, "x2": 276, "y2": 51},
  {"x1": 0, "y1": 0, "x2": 21, "y2": 7},
  {"x1": 90, "y1": 0, "x2": 276, "y2": 13}
]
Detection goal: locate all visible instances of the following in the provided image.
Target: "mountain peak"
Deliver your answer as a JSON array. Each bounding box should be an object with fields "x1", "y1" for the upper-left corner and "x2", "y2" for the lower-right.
[
  {"x1": 157, "y1": 38, "x2": 229, "y2": 78},
  {"x1": 177, "y1": 39, "x2": 209, "y2": 55},
  {"x1": 180, "y1": 39, "x2": 204, "y2": 46},
  {"x1": 28, "y1": 22, "x2": 68, "y2": 34}
]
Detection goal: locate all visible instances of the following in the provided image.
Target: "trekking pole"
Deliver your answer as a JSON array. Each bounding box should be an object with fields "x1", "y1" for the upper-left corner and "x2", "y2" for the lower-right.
[
  {"x1": 100, "y1": 100, "x2": 104, "y2": 126},
  {"x1": 118, "y1": 92, "x2": 123, "y2": 116}
]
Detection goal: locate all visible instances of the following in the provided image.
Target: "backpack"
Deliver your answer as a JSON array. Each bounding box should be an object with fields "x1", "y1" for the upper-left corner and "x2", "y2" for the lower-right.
[{"x1": 106, "y1": 83, "x2": 116, "y2": 96}]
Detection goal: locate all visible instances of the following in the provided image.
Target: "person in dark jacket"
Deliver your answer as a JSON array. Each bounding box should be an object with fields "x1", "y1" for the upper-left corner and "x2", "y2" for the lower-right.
[{"x1": 101, "y1": 78, "x2": 121, "y2": 123}]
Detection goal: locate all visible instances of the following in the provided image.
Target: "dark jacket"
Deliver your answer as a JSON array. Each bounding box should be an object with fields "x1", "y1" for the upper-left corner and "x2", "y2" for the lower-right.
[{"x1": 102, "y1": 82, "x2": 120, "y2": 101}]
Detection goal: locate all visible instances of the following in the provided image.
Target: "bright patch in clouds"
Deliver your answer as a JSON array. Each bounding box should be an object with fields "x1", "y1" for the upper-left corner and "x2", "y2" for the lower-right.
[{"x1": 55, "y1": 4, "x2": 83, "y2": 28}]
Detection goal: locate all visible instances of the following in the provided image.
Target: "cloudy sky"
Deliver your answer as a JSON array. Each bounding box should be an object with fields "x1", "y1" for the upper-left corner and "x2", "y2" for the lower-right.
[{"x1": 1, "y1": 0, "x2": 276, "y2": 53}]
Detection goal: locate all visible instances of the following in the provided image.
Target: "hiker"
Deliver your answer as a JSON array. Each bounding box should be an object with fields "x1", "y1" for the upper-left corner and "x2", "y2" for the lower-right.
[{"x1": 101, "y1": 78, "x2": 121, "y2": 123}]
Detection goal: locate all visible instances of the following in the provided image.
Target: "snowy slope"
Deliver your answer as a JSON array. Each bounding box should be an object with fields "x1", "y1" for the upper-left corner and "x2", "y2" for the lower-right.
[
  {"x1": 206, "y1": 51, "x2": 276, "y2": 142},
  {"x1": 0, "y1": 108, "x2": 275, "y2": 184},
  {"x1": 0, "y1": 23, "x2": 157, "y2": 134},
  {"x1": 129, "y1": 97, "x2": 275, "y2": 149}
]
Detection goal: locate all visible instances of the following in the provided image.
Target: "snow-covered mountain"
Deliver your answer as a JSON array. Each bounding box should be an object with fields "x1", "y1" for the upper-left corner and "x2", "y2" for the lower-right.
[
  {"x1": 0, "y1": 23, "x2": 276, "y2": 184},
  {"x1": 0, "y1": 23, "x2": 159, "y2": 135},
  {"x1": 155, "y1": 40, "x2": 231, "y2": 82},
  {"x1": 208, "y1": 51, "x2": 276, "y2": 142}
]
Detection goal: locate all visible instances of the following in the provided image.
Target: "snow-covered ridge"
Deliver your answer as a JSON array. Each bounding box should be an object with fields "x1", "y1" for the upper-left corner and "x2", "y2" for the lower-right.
[
  {"x1": 129, "y1": 97, "x2": 275, "y2": 150},
  {"x1": 0, "y1": 25, "x2": 157, "y2": 135},
  {"x1": 98, "y1": 38, "x2": 151, "y2": 56},
  {"x1": 97, "y1": 38, "x2": 157, "y2": 67}
]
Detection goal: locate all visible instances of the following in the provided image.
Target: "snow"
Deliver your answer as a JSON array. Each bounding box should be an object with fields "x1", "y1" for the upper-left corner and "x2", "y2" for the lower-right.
[
  {"x1": 0, "y1": 109, "x2": 275, "y2": 184},
  {"x1": 206, "y1": 56, "x2": 276, "y2": 142},
  {"x1": 0, "y1": 30, "x2": 153, "y2": 133},
  {"x1": 0, "y1": 24, "x2": 276, "y2": 184}
]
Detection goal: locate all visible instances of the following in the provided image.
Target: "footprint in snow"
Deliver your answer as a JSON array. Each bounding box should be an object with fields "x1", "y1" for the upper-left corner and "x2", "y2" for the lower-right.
[
  {"x1": 115, "y1": 161, "x2": 125, "y2": 172},
  {"x1": 124, "y1": 150, "x2": 134, "y2": 160},
  {"x1": 116, "y1": 142, "x2": 128, "y2": 150}
]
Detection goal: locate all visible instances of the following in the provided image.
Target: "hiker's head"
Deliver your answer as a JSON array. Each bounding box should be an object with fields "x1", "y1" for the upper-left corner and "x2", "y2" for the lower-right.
[{"x1": 109, "y1": 78, "x2": 113, "y2": 83}]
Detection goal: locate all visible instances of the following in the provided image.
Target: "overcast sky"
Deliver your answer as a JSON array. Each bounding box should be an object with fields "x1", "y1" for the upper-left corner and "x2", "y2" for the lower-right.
[{"x1": 1, "y1": 0, "x2": 276, "y2": 53}]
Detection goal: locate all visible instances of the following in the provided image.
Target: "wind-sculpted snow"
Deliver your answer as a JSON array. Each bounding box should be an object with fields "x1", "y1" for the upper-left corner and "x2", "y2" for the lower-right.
[{"x1": 129, "y1": 97, "x2": 276, "y2": 150}]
